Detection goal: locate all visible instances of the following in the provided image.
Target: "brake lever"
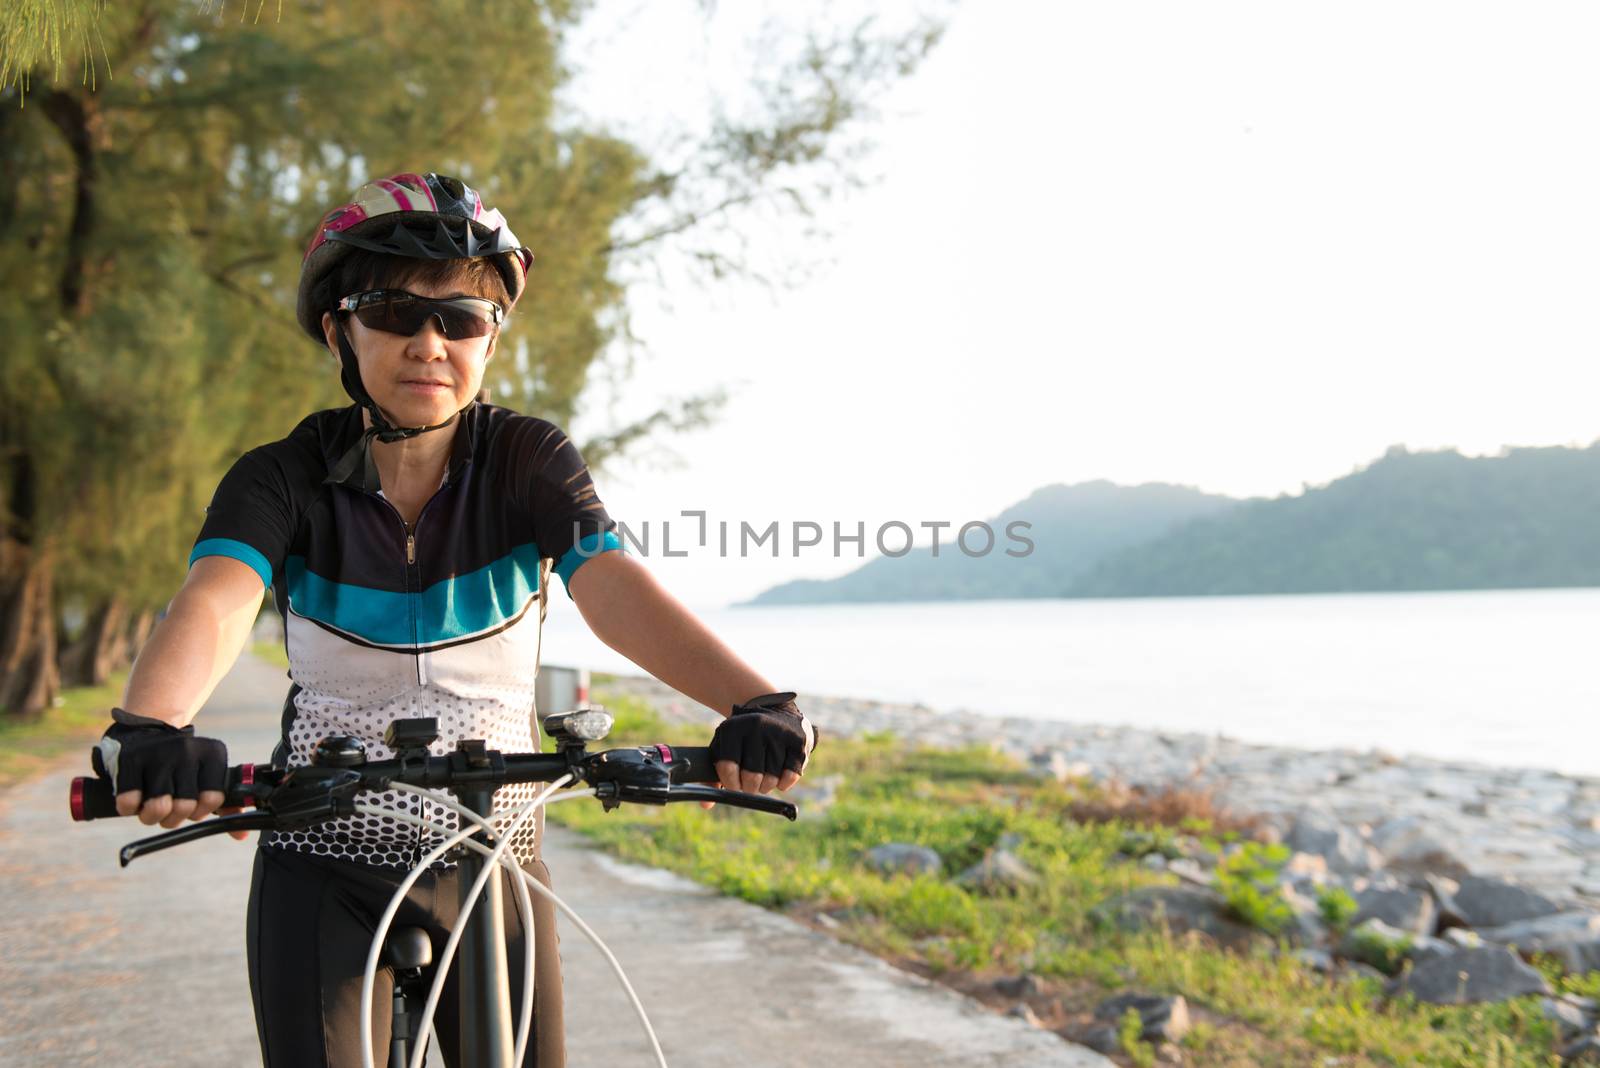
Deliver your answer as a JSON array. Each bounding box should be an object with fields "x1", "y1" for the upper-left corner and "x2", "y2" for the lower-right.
[
  {"x1": 117, "y1": 813, "x2": 277, "y2": 867},
  {"x1": 666, "y1": 784, "x2": 798, "y2": 821}
]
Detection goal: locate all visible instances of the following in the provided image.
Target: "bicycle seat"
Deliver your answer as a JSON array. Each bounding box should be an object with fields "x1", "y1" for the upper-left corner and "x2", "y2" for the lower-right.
[{"x1": 383, "y1": 927, "x2": 434, "y2": 972}]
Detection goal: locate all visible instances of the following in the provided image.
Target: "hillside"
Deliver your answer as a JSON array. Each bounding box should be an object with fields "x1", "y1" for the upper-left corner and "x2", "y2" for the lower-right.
[
  {"x1": 744, "y1": 480, "x2": 1237, "y2": 605},
  {"x1": 1071, "y1": 443, "x2": 1600, "y2": 597}
]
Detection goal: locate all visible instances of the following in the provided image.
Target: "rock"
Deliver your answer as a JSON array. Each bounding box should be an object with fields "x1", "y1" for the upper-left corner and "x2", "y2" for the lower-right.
[
  {"x1": 955, "y1": 849, "x2": 1039, "y2": 892},
  {"x1": 1155, "y1": 1041, "x2": 1184, "y2": 1064},
  {"x1": 1426, "y1": 874, "x2": 1469, "y2": 930},
  {"x1": 1353, "y1": 887, "x2": 1437, "y2": 937},
  {"x1": 1369, "y1": 815, "x2": 1470, "y2": 878},
  {"x1": 1549, "y1": 937, "x2": 1600, "y2": 975},
  {"x1": 862, "y1": 843, "x2": 943, "y2": 877},
  {"x1": 1286, "y1": 812, "x2": 1381, "y2": 876},
  {"x1": 1542, "y1": 997, "x2": 1592, "y2": 1040},
  {"x1": 1338, "y1": 918, "x2": 1415, "y2": 974},
  {"x1": 1280, "y1": 883, "x2": 1333, "y2": 947},
  {"x1": 1142, "y1": 852, "x2": 1170, "y2": 871},
  {"x1": 1167, "y1": 858, "x2": 1212, "y2": 887},
  {"x1": 1340, "y1": 960, "x2": 1388, "y2": 985},
  {"x1": 1560, "y1": 994, "x2": 1600, "y2": 1014},
  {"x1": 1093, "y1": 992, "x2": 1192, "y2": 1043},
  {"x1": 1292, "y1": 947, "x2": 1336, "y2": 974},
  {"x1": 1285, "y1": 851, "x2": 1330, "y2": 883},
  {"x1": 1563, "y1": 1033, "x2": 1600, "y2": 1064},
  {"x1": 1078, "y1": 1024, "x2": 1122, "y2": 1055},
  {"x1": 1093, "y1": 886, "x2": 1265, "y2": 952},
  {"x1": 1451, "y1": 875, "x2": 1563, "y2": 928},
  {"x1": 1442, "y1": 927, "x2": 1484, "y2": 950},
  {"x1": 1006, "y1": 1002, "x2": 1043, "y2": 1027},
  {"x1": 1477, "y1": 912, "x2": 1600, "y2": 951},
  {"x1": 1391, "y1": 946, "x2": 1552, "y2": 1005},
  {"x1": 992, "y1": 973, "x2": 1042, "y2": 999}
]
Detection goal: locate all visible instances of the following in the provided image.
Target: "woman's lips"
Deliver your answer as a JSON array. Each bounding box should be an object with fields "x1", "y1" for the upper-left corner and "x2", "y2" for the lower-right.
[{"x1": 399, "y1": 380, "x2": 451, "y2": 394}]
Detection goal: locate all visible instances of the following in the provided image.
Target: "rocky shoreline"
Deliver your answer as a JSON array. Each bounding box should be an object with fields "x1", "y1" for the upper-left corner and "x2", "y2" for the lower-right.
[
  {"x1": 593, "y1": 673, "x2": 1600, "y2": 910},
  {"x1": 598, "y1": 673, "x2": 1600, "y2": 1059}
]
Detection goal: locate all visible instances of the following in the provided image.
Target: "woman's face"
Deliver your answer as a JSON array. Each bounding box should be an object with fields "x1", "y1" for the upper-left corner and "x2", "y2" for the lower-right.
[{"x1": 319, "y1": 276, "x2": 499, "y2": 428}]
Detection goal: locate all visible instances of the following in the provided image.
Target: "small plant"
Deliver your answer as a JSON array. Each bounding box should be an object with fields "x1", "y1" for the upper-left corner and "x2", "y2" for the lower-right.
[
  {"x1": 1118, "y1": 1005, "x2": 1156, "y2": 1068},
  {"x1": 1213, "y1": 841, "x2": 1294, "y2": 934},
  {"x1": 1347, "y1": 924, "x2": 1413, "y2": 975},
  {"x1": 1316, "y1": 885, "x2": 1359, "y2": 932}
]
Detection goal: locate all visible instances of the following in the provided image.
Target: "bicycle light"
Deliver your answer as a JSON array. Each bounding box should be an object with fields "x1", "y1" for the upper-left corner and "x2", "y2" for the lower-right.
[{"x1": 543, "y1": 707, "x2": 613, "y2": 745}]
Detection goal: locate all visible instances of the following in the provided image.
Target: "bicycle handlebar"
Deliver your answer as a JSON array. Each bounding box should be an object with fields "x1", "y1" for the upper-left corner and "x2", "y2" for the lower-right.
[{"x1": 70, "y1": 736, "x2": 796, "y2": 855}]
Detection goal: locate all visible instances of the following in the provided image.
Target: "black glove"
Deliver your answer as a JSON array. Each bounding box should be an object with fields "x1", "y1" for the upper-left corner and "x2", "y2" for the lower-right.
[
  {"x1": 708, "y1": 691, "x2": 818, "y2": 778},
  {"x1": 91, "y1": 707, "x2": 228, "y2": 800}
]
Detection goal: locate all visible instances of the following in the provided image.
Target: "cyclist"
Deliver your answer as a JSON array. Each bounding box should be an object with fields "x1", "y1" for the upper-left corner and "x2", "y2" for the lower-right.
[{"x1": 85, "y1": 171, "x2": 817, "y2": 1067}]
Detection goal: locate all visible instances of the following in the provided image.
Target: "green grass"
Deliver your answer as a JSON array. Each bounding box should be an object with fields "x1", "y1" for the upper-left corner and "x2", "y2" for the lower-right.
[
  {"x1": 0, "y1": 672, "x2": 127, "y2": 788},
  {"x1": 548, "y1": 691, "x2": 1585, "y2": 1068}
]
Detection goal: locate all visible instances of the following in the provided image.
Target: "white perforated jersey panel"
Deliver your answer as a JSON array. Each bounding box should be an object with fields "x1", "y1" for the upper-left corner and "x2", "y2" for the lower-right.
[{"x1": 264, "y1": 594, "x2": 548, "y2": 869}]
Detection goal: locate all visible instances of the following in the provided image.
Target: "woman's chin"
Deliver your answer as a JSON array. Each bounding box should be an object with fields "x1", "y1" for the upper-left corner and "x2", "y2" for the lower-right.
[{"x1": 380, "y1": 395, "x2": 458, "y2": 428}]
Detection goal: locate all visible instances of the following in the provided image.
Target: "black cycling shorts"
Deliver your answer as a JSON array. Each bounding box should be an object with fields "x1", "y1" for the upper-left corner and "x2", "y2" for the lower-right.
[{"x1": 246, "y1": 844, "x2": 564, "y2": 1067}]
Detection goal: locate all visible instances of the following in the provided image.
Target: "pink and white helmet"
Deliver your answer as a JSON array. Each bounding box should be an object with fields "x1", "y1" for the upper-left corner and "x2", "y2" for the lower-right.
[{"x1": 295, "y1": 172, "x2": 533, "y2": 344}]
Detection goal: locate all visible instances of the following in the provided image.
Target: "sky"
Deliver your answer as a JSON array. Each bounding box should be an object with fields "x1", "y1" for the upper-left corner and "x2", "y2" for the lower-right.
[{"x1": 549, "y1": 0, "x2": 1600, "y2": 609}]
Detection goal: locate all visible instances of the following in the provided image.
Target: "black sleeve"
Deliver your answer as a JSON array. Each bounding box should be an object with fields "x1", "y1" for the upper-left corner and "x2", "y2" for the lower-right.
[
  {"x1": 506, "y1": 419, "x2": 622, "y2": 596},
  {"x1": 189, "y1": 449, "x2": 296, "y2": 590}
]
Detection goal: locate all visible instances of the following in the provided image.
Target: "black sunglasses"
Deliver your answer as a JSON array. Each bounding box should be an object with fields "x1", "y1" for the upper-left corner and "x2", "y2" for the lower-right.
[{"x1": 336, "y1": 289, "x2": 504, "y2": 340}]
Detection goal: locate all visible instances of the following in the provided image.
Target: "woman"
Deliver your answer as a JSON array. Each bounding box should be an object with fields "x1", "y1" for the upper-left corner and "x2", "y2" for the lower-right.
[{"x1": 86, "y1": 172, "x2": 816, "y2": 1067}]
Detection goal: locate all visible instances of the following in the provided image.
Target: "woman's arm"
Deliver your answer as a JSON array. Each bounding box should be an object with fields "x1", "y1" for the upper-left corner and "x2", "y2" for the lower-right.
[
  {"x1": 567, "y1": 550, "x2": 812, "y2": 792},
  {"x1": 114, "y1": 556, "x2": 267, "y2": 826}
]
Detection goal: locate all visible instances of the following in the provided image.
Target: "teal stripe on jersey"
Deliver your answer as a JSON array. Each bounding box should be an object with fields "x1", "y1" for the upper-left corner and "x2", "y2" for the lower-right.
[
  {"x1": 286, "y1": 542, "x2": 543, "y2": 647},
  {"x1": 555, "y1": 530, "x2": 623, "y2": 592},
  {"x1": 190, "y1": 538, "x2": 274, "y2": 588}
]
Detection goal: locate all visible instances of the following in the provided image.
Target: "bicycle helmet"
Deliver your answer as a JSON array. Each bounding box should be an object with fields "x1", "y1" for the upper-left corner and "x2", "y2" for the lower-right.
[{"x1": 295, "y1": 172, "x2": 535, "y2": 484}]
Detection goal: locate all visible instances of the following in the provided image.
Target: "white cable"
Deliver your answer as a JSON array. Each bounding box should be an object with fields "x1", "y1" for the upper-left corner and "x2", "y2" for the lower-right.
[
  {"x1": 389, "y1": 782, "x2": 540, "y2": 1066},
  {"x1": 353, "y1": 790, "x2": 670, "y2": 1067},
  {"x1": 403, "y1": 781, "x2": 560, "y2": 1068}
]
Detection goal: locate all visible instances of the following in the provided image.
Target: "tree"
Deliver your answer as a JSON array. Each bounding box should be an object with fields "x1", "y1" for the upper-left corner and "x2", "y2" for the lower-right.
[{"x1": 0, "y1": 1, "x2": 944, "y2": 715}]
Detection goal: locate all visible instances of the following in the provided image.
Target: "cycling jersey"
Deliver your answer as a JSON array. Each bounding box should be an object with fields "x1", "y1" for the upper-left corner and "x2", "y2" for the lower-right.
[{"x1": 191, "y1": 401, "x2": 622, "y2": 868}]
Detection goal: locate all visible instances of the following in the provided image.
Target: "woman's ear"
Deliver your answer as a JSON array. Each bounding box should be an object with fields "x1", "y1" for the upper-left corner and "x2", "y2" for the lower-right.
[{"x1": 320, "y1": 311, "x2": 341, "y2": 362}]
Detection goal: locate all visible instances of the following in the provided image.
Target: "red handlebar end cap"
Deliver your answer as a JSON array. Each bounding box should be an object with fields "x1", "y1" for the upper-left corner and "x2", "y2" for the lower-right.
[
  {"x1": 239, "y1": 763, "x2": 256, "y2": 808},
  {"x1": 653, "y1": 744, "x2": 674, "y2": 763},
  {"x1": 70, "y1": 777, "x2": 86, "y2": 822}
]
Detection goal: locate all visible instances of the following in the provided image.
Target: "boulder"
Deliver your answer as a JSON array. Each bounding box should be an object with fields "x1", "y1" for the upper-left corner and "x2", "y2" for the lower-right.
[
  {"x1": 1451, "y1": 875, "x2": 1563, "y2": 928},
  {"x1": 1093, "y1": 992, "x2": 1191, "y2": 1043},
  {"x1": 1077, "y1": 1024, "x2": 1122, "y2": 1055},
  {"x1": 1426, "y1": 874, "x2": 1470, "y2": 930},
  {"x1": 955, "y1": 849, "x2": 1038, "y2": 892},
  {"x1": 1093, "y1": 886, "x2": 1265, "y2": 952},
  {"x1": 1549, "y1": 937, "x2": 1600, "y2": 975},
  {"x1": 1006, "y1": 1003, "x2": 1043, "y2": 1027},
  {"x1": 1292, "y1": 947, "x2": 1336, "y2": 974},
  {"x1": 1391, "y1": 946, "x2": 1552, "y2": 1005},
  {"x1": 1285, "y1": 812, "x2": 1381, "y2": 876},
  {"x1": 1442, "y1": 927, "x2": 1484, "y2": 951},
  {"x1": 1477, "y1": 912, "x2": 1600, "y2": 952},
  {"x1": 1563, "y1": 1033, "x2": 1600, "y2": 1065},
  {"x1": 862, "y1": 843, "x2": 943, "y2": 877},
  {"x1": 1353, "y1": 887, "x2": 1437, "y2": 937},
  {"x1": 993, "y1": 973, "x2": 1042, "y2": 999},
  {"x1": 1369, "y1": 815, "x2": 1470, "y2": 878},
  {"x1": 1541, "y1": 997, "x2": 1592, "y2": 1040}
]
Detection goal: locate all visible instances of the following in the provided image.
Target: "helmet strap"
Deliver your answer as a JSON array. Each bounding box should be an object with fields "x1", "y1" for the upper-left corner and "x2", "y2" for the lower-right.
[{"x1": 325, "y1": 314, "x2": 469, "y2": 490}]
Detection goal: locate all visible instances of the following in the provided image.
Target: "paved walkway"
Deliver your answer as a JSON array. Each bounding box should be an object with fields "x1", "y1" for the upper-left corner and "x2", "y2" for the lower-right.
[{"x1": 0, "y1": 654, "x2": 1110, "y2": 1068}]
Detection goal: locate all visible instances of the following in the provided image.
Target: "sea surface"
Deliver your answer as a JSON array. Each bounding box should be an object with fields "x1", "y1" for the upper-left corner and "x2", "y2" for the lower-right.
[{"x1": 537, "y1": 587, "x2": 1600, "y2": 778}]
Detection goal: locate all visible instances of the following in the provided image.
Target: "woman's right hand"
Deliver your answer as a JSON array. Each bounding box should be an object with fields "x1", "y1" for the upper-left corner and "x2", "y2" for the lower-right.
[{"x1": 91, "y1": 707, "x2": 229, "y2": 830}]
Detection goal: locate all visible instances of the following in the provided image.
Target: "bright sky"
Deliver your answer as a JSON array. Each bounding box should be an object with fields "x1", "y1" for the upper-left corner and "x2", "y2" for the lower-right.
[{"x1": 553, "y1": 0, "x2": 1600, "y2": 609}]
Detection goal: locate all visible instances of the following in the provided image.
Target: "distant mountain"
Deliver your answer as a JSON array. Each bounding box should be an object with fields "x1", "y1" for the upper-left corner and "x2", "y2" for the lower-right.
[
  {"x1": 742, "y1": 481, "x2": 1238, "y2": 605},
  {"x1": 1071, "y1": 443, "x2": 1600, "y2": 597}
]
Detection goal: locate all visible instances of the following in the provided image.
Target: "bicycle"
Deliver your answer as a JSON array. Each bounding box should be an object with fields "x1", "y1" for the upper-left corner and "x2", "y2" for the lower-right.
[{"x1": 70, "y1": 707, "x2": 798, "y2": 1068}]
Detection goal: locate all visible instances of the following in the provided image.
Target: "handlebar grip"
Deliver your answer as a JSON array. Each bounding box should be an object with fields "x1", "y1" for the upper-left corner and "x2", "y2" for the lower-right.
[
  {"x1": 69, "y1": 764, "x2": 260, "y2": 822},
  {"x1": 656, "y1": 745, "x2": 719, "y2": 785}
]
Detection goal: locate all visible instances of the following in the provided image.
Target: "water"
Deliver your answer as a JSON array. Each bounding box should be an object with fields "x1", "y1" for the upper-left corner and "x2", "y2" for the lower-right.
[{"x1": 537, "y1": 587, "x2": 1600, "y2": 777}]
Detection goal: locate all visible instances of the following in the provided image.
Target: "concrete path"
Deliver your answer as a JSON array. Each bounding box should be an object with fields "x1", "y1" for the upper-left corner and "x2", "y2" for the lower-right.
[{"x1": 0, "y1": 655, "x2": 1110, "y2": 1068}]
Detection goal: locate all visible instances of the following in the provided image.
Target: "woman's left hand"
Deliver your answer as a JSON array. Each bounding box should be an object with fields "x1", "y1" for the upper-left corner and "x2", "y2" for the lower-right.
[{"x1": 703, "y1": 691, "x2": 816, "y2": 806}]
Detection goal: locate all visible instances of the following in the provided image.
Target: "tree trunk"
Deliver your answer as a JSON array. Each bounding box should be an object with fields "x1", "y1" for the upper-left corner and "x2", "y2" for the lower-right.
[
  {"x1": 0, "y1": 542, "x2": 60, "y2": 719},
  {"x1": 58, "y1": 596, "x2": 128, "y2": 688}
]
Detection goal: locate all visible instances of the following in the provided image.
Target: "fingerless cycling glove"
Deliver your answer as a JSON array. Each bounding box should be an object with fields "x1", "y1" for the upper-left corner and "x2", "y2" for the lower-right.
[
  {"x1": 92, "y1": 707, "x2": 228, "y2": 799},
  {"x1": 708, "y1": 691, "x2": 818, "y2": 777}
]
